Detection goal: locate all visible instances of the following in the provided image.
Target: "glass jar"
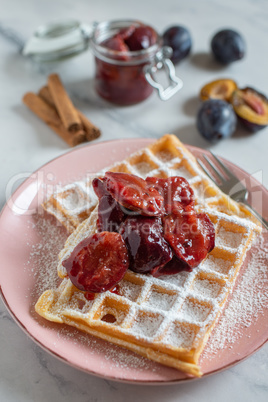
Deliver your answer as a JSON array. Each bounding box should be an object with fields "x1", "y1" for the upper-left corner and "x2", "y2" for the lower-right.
[
  {"x1": 23, "y1": 19, "x2": 183, "y2": 105},
  {"x1": 90, "y1": 20, "x2": 183, "y2": 105}
]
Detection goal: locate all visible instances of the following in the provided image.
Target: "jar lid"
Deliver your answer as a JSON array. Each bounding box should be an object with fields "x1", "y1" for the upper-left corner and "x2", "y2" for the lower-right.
[{"x1": 22, "y1": 20, "x2": 93, "y2": 62}]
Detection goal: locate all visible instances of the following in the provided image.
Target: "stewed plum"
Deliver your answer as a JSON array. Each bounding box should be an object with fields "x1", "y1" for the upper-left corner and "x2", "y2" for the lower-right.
[
  {"x1": 104, "y1": 172, "x2": 164, "y2": 216},
  {"x1": 162, "y1": 25, "x2": 192, "y2": 64},
  {"x1": 211, "y1": 29, "x2": 246, "y2": 64},
  {"x1": 64, "y1": 171, "x2": 216, "y2": 294},
  {"x1": 197, "y1": 99, "x2": 237, "y2": 141},
  {"x1": 92, "y1": 177, "x2": 109, "y2": 199},
  {"x1": 163, "y1": 211, "x2": 215, "y2": 269},
  {"x1": 153, "y1": 255, "x2": 192, "y2": 277},
  {"x1": 101, "y1": 36, "x2": 129, "y2": 53},
  {"x1": 124, "y1": 25, "x2": 157, "y2": 51},
  {"x1": 101, "y1": 24, "x2": 157, "y2": 52},
  {"x1": 117, "y1": 25, "x2": 136, "y2": 40},
  {"x1": 93, "y1": 178, "x2": 126, "y2": 232},
  {"x1": 62, "y1": 231, "x2": 129, "y2": 294},
  {"x1": 146, "y1": 176, "x2": 194, "y2": 214},
  {"x1": 120, "y1": 216, "x2": 173, "y2": 275}
]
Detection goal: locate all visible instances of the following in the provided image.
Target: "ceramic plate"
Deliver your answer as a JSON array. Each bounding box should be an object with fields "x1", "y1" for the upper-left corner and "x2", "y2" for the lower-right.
[{"x1": 0, "y1": 138, "x2": 267, "y2": 384}]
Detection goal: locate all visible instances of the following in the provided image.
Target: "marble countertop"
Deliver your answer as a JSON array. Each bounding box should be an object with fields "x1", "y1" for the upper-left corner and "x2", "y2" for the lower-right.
[{"x1": 1, "y1": 0, "x2": 267, "y2": 400}]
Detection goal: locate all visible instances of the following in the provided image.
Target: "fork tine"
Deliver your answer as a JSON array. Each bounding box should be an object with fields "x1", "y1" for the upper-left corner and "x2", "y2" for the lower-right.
[
  {"x1": 209, "y1": 151, "x2": 234, "y2": 179},
  {"x1": 197, "y1": 158, "x2": 217, "y2": 182},
  {"x1": 202, "y1": 154, "x2": 226, "y2": 182}
]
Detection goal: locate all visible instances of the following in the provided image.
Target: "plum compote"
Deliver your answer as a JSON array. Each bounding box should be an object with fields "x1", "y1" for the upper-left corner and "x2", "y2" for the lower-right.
[
  {"x1": 120, "y1": 216, "x2": 173, "y2": 275},
  {"x1": 103, "y1": 172, "x2": 164, "y2": 216},
  {"x1": 92, "y1": 178, "x2": 126, "y2": 232},
  {"x1": 163, "y1": 211, "x2": 215, "y2": 269},
  {"x1": 62, "y1": 231, "x2": 129, "y2": 294},
  {"x1": 146, "y1": 176, "x2": 194, "y2": 214},
  {"x1": 64, "y1": 172, "x2": 215, "y2": 295},
  {"x1": 92, "y1": 22, "x2": 159, "y2": 105}
]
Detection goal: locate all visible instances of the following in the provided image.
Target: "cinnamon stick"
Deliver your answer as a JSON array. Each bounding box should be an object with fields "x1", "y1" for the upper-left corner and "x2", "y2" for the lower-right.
[
  {"x1": 23, "y1": 92, "x2": 86, "y2": 147},
  {"x1": 48, "y1": 74, "x2": 82, "y2": 132},
  {"x1": 39, "y1": 86, "x2": 101, "y2": 141}
]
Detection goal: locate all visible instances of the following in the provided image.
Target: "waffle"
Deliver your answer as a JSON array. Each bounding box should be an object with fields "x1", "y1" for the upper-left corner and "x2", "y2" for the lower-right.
[
  {"x1": 36, "y1": 134, "x2": 261, "y2": 377},
  {"x1": 43, "y1": 134, "x2": 259, "y2": 232}
]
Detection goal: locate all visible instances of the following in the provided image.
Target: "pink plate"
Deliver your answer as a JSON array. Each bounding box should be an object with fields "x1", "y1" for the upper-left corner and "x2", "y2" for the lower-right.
[{"x1": 0, "y1": 138, "x2": 267, "y2": 384}]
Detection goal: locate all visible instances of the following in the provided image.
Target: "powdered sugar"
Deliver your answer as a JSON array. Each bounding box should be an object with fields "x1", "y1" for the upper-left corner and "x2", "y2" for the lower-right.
[
  {"x1": 26, "y1": 213, "x2": 68, "y2": 299},
  {"x1": 155, "y1": 150, "x2": 176, "y2": 163},
  {"x1": 133, "y1": 162, "x2": 155, "y2": 178},
  {"x1": 179, "y1": 299, "x2": 212, "y2": 323},
  {"x1": 43, "y1": 199, "x2": 262, "y2": 360},
  {"x1": 119, "y1": 280, "x2": 141, "y2": 302},
  {"x1": 216, "y1": 227, "x2": 244, "y2": 249},
  {"x1": 54, "y1": 327, "x2": 157, "y2": 374},
  {"x1": 144, "y1": 288, "x2": 177, "y2": 311},
  {"x1": 202, "y1": 255, "x2": 232, "y2": 276},
  {"x1": 28, "y1": 214, "x2": 267, "y2": 373},
  {"x1": 29, "y1": 214, "x2": 267, "y2": 374},
  {"x1": 165, "y1": 321, "x2": 198, "y2": 349},
  {"x1": 130, "y1": 310, "x2": 164, "y2": 339},
  {"x1": 192, "y1": 277, "x2": 223, "y2": 299},
  {"x1": 201, "y1": 233, "x2": 268, "y2": 359}
]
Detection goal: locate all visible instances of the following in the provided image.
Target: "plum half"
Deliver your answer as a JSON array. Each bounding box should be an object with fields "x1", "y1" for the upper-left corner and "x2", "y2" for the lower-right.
[
  {"x1": 200, "y1": 79, "x2": 237, "y2": 102},
  {"x1": 231, "y1": 87, "x2": 268, "y2": 132}
]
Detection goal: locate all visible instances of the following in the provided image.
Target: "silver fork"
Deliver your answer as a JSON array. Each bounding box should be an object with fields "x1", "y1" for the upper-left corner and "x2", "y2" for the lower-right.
[{"x1": 197, "y1": 152, "x2": 268, "y2": 230}]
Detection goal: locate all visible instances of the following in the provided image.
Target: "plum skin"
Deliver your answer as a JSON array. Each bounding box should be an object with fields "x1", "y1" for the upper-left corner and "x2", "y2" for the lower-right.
[
  {"x1": 162, "y1": 25, "x2": 192, "y2": 64},
  {"x1": 211, "y1": 29, "x2": 246, "y2": 64},
  {"x1": 197, "y1": 99, "x2": 237, "y2": 142},
  {"x1": 120, "y1": 216, "x2": 173, "y2": 275}
]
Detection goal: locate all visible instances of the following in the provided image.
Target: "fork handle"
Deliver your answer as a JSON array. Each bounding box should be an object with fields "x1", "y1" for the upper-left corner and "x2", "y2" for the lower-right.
[{"x1": 241, "y1": 200, "x2": 268, "y2": 230}]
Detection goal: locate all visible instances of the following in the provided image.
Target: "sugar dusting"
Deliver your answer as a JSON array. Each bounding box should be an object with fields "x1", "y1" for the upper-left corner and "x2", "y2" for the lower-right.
[
  {"x1": 26, "y1": 213, "x2": 67, "y2": 299},
  {"x1": 27, "y1": 213, "x2": 268, "y2": 372},
  {"x1": 27, "y1": 213, "x2": 157, "y2": 373},
  {"x1": 201, "y1": 233, "x2": 268, "y2": 360},
  {"x1": 54, "y1": 327, "x2": 158, "y2": 374},
  {"x1": 166, "y1": 321, "x2": 197, "y2": 349}
]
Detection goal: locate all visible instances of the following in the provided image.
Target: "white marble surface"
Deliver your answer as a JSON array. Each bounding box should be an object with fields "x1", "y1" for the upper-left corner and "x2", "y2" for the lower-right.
[{"x1": 0, "y1": 0, "x2": 268, "y2": 400}]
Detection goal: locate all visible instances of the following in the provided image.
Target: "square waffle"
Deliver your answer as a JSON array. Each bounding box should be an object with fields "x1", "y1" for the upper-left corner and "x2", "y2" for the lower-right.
[{"x1": 36, "y1": 134, "x2": 261, "y2": 377}]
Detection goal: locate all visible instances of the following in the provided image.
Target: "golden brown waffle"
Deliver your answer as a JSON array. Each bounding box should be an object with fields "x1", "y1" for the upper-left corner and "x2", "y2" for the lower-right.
[
  {"x1": 43, "y1": 134, "x2": 259, "y2": 232},
  {"x1": 36, "y1": 134, "x2": 261, "y2": 376},
  {"x1": 36, "y1": 209, "x2": 256, "y2": 377}
]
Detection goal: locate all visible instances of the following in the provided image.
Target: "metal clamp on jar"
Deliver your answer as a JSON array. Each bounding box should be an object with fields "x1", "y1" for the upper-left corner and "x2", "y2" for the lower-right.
[{"x1": 23, "y1": 19, "x2": 183, "y2": 105}]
